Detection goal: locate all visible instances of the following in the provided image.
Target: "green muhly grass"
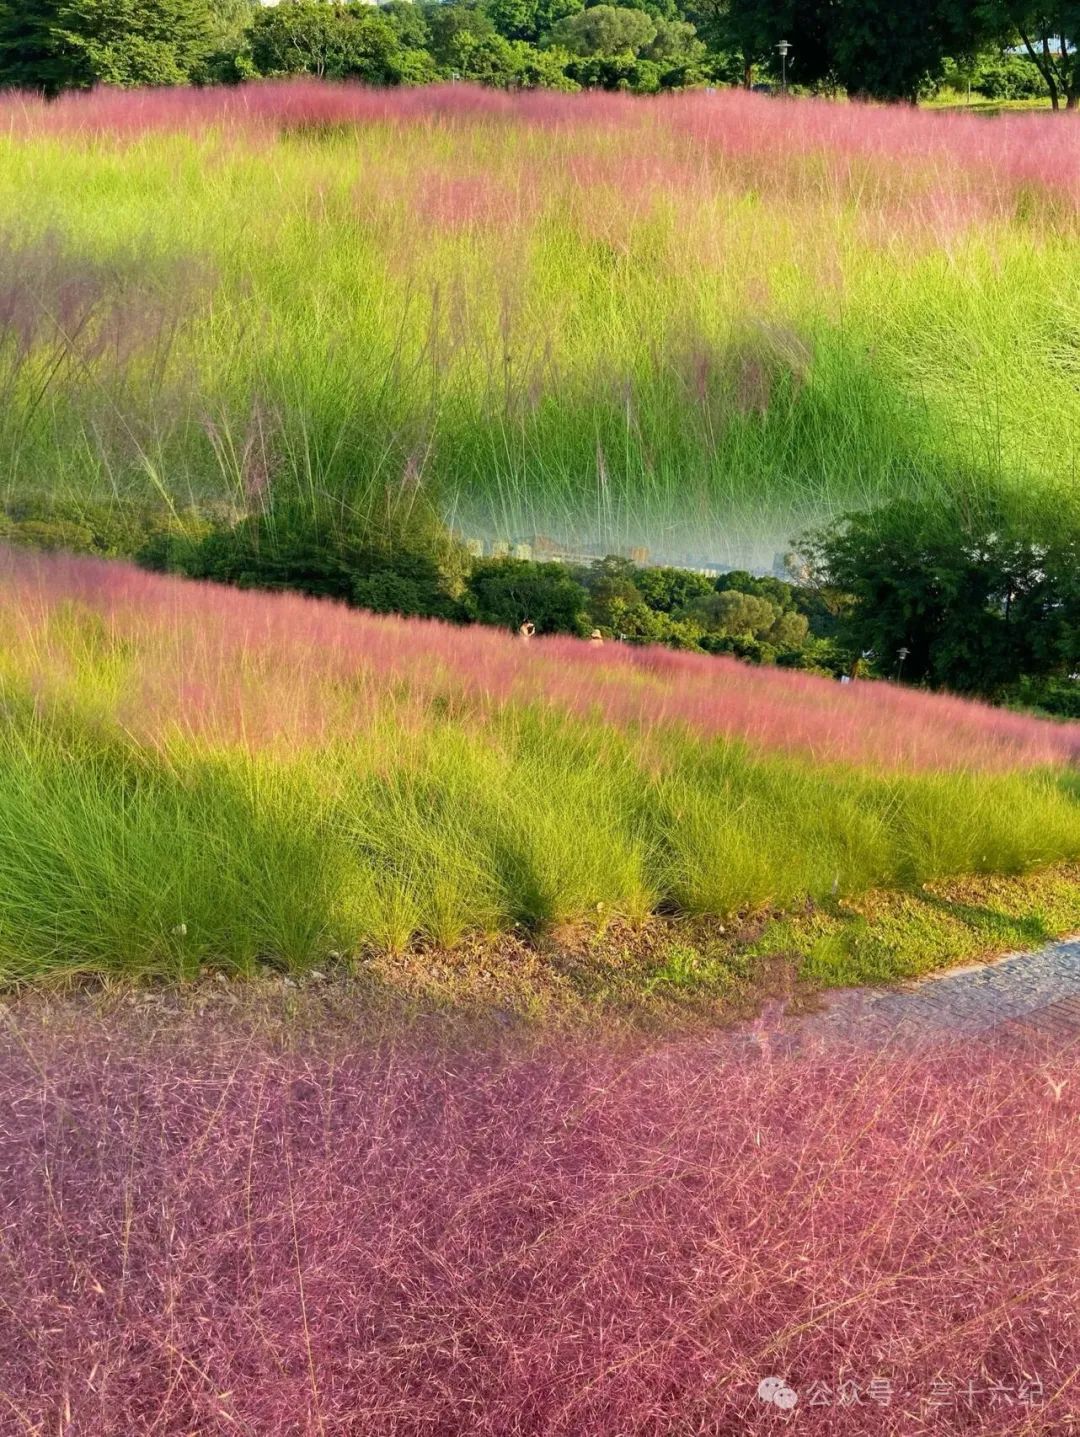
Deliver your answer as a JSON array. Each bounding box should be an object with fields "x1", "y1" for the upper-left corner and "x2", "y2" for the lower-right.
[{"x1": 1, "y1": 693, "x2": 1078, "y2": 985}]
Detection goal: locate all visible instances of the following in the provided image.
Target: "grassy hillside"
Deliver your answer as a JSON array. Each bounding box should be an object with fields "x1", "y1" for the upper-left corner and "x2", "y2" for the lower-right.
[
  {"x1": 1, "y1": 84, "x2": 1078, "y2": 563},
  {"x1": 2, "y1": 546, "x2": 1078, "y2": 987}
]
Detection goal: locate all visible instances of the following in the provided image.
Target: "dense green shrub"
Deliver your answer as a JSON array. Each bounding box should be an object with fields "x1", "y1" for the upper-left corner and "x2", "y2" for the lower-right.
[
  {"x1": 4, "y1": 518, "x2": 97, "y2": 553},
  {"x1": 170, "y1": 508, "x2": 467, "y2": 619},
  {"x1": 1006, "y1": 676, "x2": 1080, "y2": 720},
  {"x1": 249, "y1": 0, "x2": 434, "y2": 85},
  {"x1": 632, "y1": 566, "x2": 714, "y2": 613},
  {"x1": 685, "y1": 590, "x2": 808, "y2": 650},
  {"x1": 1, "y1": 498, "x2": 209, "y2": 560},
  {"x1": 942, "y1": 52, "x2": 1050, "y2": 102}
]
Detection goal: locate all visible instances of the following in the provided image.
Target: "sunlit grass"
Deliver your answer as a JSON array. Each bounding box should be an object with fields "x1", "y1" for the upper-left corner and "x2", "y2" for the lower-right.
[
  {"x1": 1, "y1": 84, "x2": 1078, "y2": 560},
  {"x1": 2, "y1": 548, "x2": 1078, "y2": 985}
]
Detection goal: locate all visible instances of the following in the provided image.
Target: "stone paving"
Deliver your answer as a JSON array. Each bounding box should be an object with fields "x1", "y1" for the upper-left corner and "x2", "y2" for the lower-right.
[{"x1": 746, "y1": 936, "x2": 1080, "y2": 1051}]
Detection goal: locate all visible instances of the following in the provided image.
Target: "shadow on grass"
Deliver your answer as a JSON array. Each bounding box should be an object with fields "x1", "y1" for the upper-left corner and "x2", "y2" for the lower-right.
[
  {"x1": 792, "y1": 872, "x2": 1080, "y2": 993},
  {"x1": 912, "y1": 890, "x2": 1055, "y2": 950}
]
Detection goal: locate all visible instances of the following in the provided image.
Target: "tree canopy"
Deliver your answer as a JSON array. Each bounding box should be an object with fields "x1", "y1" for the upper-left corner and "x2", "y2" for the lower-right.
[
  {"x1": 806, "y1": 501, "x2": 1080, "y2": 696},
  {"x1": 56, "y1": 0, "x2": 214, "y2": 87},
  {"x1": 976, "y1": 0, "x2": 1080, "y2": 107},
  {"x1": 1, "y1": 0, "x2": 1070, "y2": 100}
]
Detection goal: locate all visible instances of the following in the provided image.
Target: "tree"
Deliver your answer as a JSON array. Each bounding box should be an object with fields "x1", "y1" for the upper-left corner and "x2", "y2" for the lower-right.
[
  {"x1": 56, "y1": 0, "x2": 214, "y2": 87},
  {"x1": 715, "y1": 569, "x2": 801, "y2": 611},
  {"x1": 827, "y1": 0, "x2": 987, "y2": 101},
  {"x1": 515, "y1": 38, "x2": 578, "y2": 86},
  {"x1": 680, "y1": 0, "x2": 813, "y2": 89},
  {"x1": 464, "y1": 558, "x2": 589, "y2": 634},
  {"x1": 424, "y1": 2, "x2": 575, "y2": 85},
  {"x1": 175, "y1": 506, "x2": 466, "y2": 618},
  {"x1": 206, "y1": 0, "x2": 257, "y2": 47},
  {"x1": 643, "y1": 17, "x2": 707, "y2": 65},
  {"x1": 632, "y1": 565, "x2": 714, "y2": 613},
  {"x1": 249, "y1": 0, "x2": 418, "y2": 85},
  {"x1": 446, "y1": 28, "x2": 517, "y2": 81},
  {"x1": 0, "y1": 0, "x2": 89, "y2": 93},
  {"x1": 195, "y1": 0, "x2": 259, "y2": 82},
  {"x1": 976, "y1": 1, "x2": 1080, "y2": 108},
  {"x1": 422, "y1": 0, "x2": 496, "y2": 65},
  {"x1": 579, "y1": 559, "x2": 645, "y2": 628},
  {"x1": 440, "y1": 29, "x2": 564, "y2": 87},
  {"x1": 593, "y1": 594, "x2": 707, "y2": 645},
  {"x1": 940, "y1": 45, "x2": 1051, "y2": 98},
  {"x1": 683, "y1": 0, "x2": 984, "y2": 99},
  {"x1": 350, "y1": 550, "x2": 461, "y2": 619},
  {"x1": 684, "y1": 589, "x2": 808, "y2": 651},
  {"x1": 381, "y1": 0, "x2": 432, "y2": 52},
  {"x1": 484, "y1": 0, "x2": 583, "y2": 44},
  {"x1": 805, "y1": 501, "x2": 1080, "y2": 696},
  {"x1": 548, "y1": 5, "x2": 657, "y2": 56}
]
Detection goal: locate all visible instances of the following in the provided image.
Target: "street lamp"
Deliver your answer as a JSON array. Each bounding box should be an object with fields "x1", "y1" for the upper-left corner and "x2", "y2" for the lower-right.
[{"x1": 776, "y1": 39, "x2": 791, "y2": 96}]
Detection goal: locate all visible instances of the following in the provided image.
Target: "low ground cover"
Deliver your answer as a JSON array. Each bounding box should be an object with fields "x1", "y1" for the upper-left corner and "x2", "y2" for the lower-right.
[
  {"x1": 1, "y1": 84, "x2": 1078, "y2": 560},
  {"x1": 2, "y1": 547, "x2": 1078, "y2": 993},
  {"x1": 0, "y1": 1005, "x2": 1075, "y2": 1434}
]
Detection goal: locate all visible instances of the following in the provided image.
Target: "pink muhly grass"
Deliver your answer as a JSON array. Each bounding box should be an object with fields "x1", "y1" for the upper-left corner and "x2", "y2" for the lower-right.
[
  {"x1": 3, "y1": 83, "x2": 1077, "y2": 216},
  {"x1": 411, "y1": 168, "x2": 542, "y2": 234},
  {"x1": 0, "y1": 1010, "x2": 1075, "y2": 1435},
  {"x1": 4, "y1": 545, "x2": 1079, "y2": 772}
]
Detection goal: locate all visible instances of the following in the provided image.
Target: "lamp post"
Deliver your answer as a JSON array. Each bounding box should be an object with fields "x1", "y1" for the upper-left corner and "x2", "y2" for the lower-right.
[{"x1": 776, "y1": 39, "x2": 791, "y2": 96}]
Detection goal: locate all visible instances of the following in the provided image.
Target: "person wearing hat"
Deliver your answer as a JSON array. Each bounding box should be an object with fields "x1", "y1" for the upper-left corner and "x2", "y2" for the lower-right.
[{"x1": 589, "y1": 629, "x2": 604, "y2": 646}]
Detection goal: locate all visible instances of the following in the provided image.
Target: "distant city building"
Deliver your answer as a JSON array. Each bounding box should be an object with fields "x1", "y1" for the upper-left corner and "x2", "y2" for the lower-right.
[{"x1": 454, "y1": 535, "x2": 796, "y2": 583}]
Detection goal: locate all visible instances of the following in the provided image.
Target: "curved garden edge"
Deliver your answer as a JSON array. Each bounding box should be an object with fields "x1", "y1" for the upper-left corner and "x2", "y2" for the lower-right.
[{"x1": 4, "y1": 863, "x2": 1079, "y2": 1043}]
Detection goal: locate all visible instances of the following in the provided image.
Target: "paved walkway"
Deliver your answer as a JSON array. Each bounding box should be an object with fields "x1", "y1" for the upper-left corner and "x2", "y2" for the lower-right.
[{"x1": 747, "y1": 936, "x2": 1080, "y2": 1051}]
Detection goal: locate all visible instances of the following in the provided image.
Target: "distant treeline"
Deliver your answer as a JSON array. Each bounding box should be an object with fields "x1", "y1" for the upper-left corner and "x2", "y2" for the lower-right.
[
  {"x1": 3, "y1": 494, "x2": 1079, "y2": 716},
  {"x1": 0, "y1": 0, "x2": 1076, "y2": 106}
]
